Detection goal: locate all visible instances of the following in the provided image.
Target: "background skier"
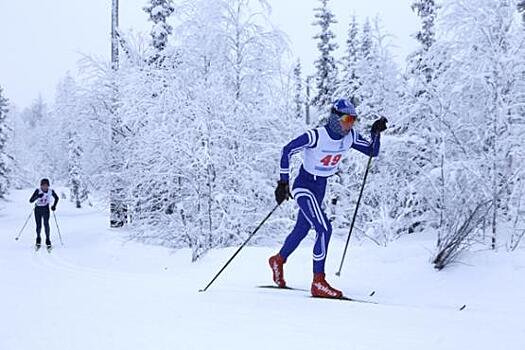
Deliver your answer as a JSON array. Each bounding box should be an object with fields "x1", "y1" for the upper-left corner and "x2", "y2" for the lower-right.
[
  {"x1": 270, "y1": 98, "x2": 387, "y2": 298},
  {"x1": 29, "y1": 178, "x2": 59, "y2": 250}
]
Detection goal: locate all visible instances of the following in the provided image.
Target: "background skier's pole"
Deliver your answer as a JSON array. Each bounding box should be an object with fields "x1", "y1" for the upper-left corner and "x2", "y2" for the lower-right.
[
  {"x1": 14, "y1": 209, "x2": 34, "y2": 241},
  {"x1": 199, "y1": 203, "x2": 280, "y2": 292},
  {"x1": 52, "y1": 212, "x2": 64, "y2": 246},
  {"x1": 335, "y1": 141, "x2": 375, "y2": 277}
]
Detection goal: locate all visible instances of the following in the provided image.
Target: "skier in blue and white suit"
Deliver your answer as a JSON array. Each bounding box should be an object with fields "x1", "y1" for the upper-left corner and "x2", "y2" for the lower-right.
[{"x1": 269, "y1": 99, "x2": 387, "y2": 298}]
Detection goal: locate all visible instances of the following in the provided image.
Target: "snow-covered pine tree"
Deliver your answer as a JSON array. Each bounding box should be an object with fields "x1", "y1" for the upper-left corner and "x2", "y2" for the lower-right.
[
  {"x1": 0, "y1": 85, "x2": 10, "y2": 198},
  {"x1": 312, "y1": 0, "x2": 338, "y2": 110},
  {"x1": 518, "y1": 1, "x2": 525, "y2": 23},
  {"x1": 324, "y1": 14, "x2": 362, "y2": 224},
  {"x1": 354, "y1": 17, "x2": 394, "y2": 120},
  {"x1": 7, "y1": 96, "x2": 47, "y2": 186},
  {"x1": 337, "y1": 15, "x2": 360, "y2": 106},
  {"x1": 360, "y1": 18, "x2": 372, "y2": 63},
  {"x1": 328, "y1": 17, "x2": 403, "y2": 245},
  {"x1": 411, "y1": 0, "x2": 437, "y2": 83},
  {"x1": 293, "y1": 60, "x2": 304, "y2": 120},
  {"x1": 24, "y1": 95, "x2": 46, "y2": 128},
  {"x1": 143, "y1": 0, "x2": 175, "y2": 63},
  {"x1": 398, "y1": 0, "x2": 442, "y2": 240},
  {"x1": 67, "y1": 131, "x2": 87, "y2": 208},
  {"x1": 54, "y1": 75, "x2": 89, "y2": 208},
  {"x1": 23, "y1": 96, "x2": 53, "y2": 177}
]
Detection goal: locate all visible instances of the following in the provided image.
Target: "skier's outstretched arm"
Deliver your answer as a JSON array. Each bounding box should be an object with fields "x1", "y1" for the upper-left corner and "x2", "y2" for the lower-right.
[
  {"x1": 351, "y1": 131, "x2": 380, "y2": 157},
  {"x1": 29, "y1": 189, "x2": 39, "y2": 203},
  {"x1": 279, "y1": 130, "x2": 318, "y2": 182}
]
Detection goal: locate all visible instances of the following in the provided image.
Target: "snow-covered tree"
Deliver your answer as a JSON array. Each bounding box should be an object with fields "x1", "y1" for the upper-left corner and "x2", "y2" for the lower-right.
[
  {"x1": 437, "y1": 0, "x2": 525, "y2": 250},
  {"x1": 0, "y1": 85, "x2": 10, "y2": 198},
  {"x1": 337, "y1": 15, "x2": 360, "y2": 106},
  {"x1": 411, "y1": 0, "x2": 438, "y2": 83},
  {"x1": 54, "y1": 75, "x2": 89, "y2": 207},
  {"x1": 393, "y1": 0, "x2": 442, "y2": 242},
  {"x1": 517, "y1": 0, "x2": 525, "y2": 23},
  {"x1": 327, "y1": 17, "x2": 403, "y2": 245},
  {"x1": 354, "y1": 18, "x2": 398, "y2": 121},
  {"x1": 360, "y1": 18, "x2": 373, "y2": 62},
  {"x1": 9, "y1": 0, "x2": 525, "y2": 268},
  {"x1": 67, "y1": 131, "x2": 88, "y2": 208},
  {"x1": 18, "y1": 96, "x2": 54, "y2": 180},
  {"x1": 143, "y1": 0, "x2": 175, "y2": 62},
  {"x1": 312, "y1": 0, "x2": 338, "y2": 109},
  {"x1": 221, "y1": 0, "x2": 287, "y2": 107},
  {"x1": 102, "y1": 0, "x2": 293, "y2": 259},
  {"x1": 23, "y1": 95, "x2": 46, "y2": 128},
  {"x1": 337, "y1": 16, "x2": 399, "y2": 120}
]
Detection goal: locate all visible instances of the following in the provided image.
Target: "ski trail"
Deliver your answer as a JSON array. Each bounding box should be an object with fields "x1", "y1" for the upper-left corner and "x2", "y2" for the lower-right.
[{"x1": 1, "y1": 189, "x2": 524, "y2": 350}]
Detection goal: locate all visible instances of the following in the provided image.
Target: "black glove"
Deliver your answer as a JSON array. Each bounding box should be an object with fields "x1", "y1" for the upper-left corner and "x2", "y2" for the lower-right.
[
  {"x1": 38, "y1": 193, "x2": 44, "y2": 198},
  {"x1": 275, "y1": 181, "x2": 291, "y2": 205},
  {"x1": 371, "y1": 116, "x2": 388, "y2": 134},
  {"x1": 51, "y1": 205, "x2": 56, "y2": 211}
]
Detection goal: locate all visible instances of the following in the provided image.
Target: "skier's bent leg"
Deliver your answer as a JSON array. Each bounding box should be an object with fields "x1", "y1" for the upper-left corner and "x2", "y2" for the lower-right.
[
  {"x1": 312, "y1": 211, "x2": 332, "y2": 274},
  {"x1": 290, "y1": 189, "x2": 332, "y2": 270},
  {"x1": 292, "y1": 188, "x2": 341, "y2": 297},
  {"x1": 270, "y1": 191, "x2": 317, "y2": 287},
  {"x1": 279, "y1": 210, "x2": 310, "y2": 260},
  {"x1": 310, "y1": 219, "x2": 341, "y2": 298}
]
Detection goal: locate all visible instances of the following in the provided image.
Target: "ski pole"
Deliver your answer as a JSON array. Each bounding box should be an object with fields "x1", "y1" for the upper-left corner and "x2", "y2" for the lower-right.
[
  {"x1": 199, "y1": 203, "x2": 281, "y2": 292},
  {"x1": 14, "y1": 209, "x2": 35, "y2": 241},
  {"x1": 336, "y1": 139, "x2": 376, "y2": 277},
  {"x1": 52, "y1": 212, "x2": 64, "y2": 246}
]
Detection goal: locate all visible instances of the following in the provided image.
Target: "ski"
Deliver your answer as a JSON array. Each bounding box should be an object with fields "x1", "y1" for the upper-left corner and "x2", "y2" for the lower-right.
[
  {"x1": 257, "y1": 285, "x2": 309, "y2": 292},
  {"x1": 46, "y1": 245, "x2": 53, "y2": 253},
  {"x1": 35, "y1": 244, "x2": 41, "y2": 252},
  {"x1": 257, "y1": 285, "x2": 377, "y2": 304},
  {"x1": 311, "y1": 295, "x2": 377, "y2": 304}
]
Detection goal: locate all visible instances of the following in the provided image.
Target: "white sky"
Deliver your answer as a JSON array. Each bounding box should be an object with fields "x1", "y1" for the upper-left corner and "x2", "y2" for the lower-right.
[{"x1": 0, "y1": 0, "x2": 419, "y2": 108}]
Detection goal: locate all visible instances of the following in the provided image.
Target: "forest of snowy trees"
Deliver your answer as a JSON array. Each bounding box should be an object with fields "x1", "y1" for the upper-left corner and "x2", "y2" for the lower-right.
[{"x1": 1, "y1": 0, "x2": 525, "y2": 265}]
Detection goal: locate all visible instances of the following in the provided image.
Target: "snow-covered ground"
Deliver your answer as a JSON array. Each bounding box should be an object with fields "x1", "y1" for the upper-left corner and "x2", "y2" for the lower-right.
[{"x1": 1, "y1": 189, "x2": 524, "y2": 350}]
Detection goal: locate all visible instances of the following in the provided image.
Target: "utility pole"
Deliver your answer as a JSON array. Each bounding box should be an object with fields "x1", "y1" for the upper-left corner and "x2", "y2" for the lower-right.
[
  {"x1": 111, "y1": 0, "x2": 119, "y2": 70},
  {"x1": 109, "y1": 0, "x2": 127, "y2": 228}
]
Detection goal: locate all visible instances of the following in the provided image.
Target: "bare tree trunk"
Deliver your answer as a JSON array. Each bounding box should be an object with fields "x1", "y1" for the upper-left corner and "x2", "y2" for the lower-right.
[
  {"x1": 233, "y1": 2, "x2": 242, "y2": 105},
  {"x1": 491, "y1": 100, "x2": 498, "y2": 250},
  {"x1": 207, "y1": 162, "x2": 213, "y2": 246},
  {"x1": 438, "y1": 144, "x2": 445, "y2": 247},
  {"x1": 305, "y1": 76, "x2": 311, "y2": 125},
  {"x1": 437, "y1": 107, "x2": 446, "y2": 248}
]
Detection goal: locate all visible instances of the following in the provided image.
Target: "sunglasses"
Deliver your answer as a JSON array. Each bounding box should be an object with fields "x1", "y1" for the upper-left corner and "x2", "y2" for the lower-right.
[{"x1": 338, "y1": 113, "x2": 357, "y2": 124}]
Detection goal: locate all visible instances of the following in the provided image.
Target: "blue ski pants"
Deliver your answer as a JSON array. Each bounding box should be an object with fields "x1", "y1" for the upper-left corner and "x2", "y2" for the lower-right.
[{"x1": 279, "y1": 166, "x2": 332, "y2": 273}]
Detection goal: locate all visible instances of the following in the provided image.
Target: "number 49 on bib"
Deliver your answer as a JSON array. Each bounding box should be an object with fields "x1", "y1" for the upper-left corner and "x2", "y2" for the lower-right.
[{"x1": 320, "y1": 154, "x2": 342, "y2": 167}]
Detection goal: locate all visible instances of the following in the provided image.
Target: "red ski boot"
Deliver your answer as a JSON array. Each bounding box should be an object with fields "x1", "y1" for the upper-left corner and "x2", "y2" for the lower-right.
[
  {"x1": 311, "y1": 273, "x2": 343, "y2": 298},
  {"x1": 268, "y1": 254, "x2": 286, "y2": 288}
]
